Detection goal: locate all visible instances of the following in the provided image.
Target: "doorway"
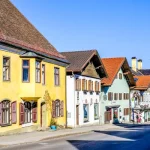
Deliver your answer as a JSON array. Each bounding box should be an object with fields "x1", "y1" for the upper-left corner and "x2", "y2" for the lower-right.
[
  {"x1": 76, "y1": 105, "x2": 79, "y2": 125},
  {"x1": 41, "y1": 102, "x2": 46, "y2": 128}
]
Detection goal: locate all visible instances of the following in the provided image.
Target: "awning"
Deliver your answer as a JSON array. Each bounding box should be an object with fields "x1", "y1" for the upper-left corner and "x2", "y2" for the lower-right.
[{"x1": 106, "y1": 105, "x2": 120, "y2": 109}]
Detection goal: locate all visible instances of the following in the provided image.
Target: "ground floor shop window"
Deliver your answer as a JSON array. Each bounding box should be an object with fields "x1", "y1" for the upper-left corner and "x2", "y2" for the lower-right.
[
  {"x1": 24, "y1": 102, "x2": 31, "y2": 123},
  {"x1": 83, "y1": 104, "x2": 89, "y2": 122},
  {"x1": 94, "y1": 103, "x2": 99, "y2": 120}
]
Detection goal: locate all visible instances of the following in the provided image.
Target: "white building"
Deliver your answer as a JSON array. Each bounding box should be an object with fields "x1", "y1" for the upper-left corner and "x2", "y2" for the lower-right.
[
  {"x1": 130, "y1": 76, "x2": 150, "y2": 123},
  {"x1": 61, "y1": 50, "x2": 107, "y2": 127}
]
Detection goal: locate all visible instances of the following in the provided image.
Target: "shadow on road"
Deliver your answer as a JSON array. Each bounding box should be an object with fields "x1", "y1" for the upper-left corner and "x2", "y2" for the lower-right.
[{"x1": 67, "y1": 124, "x2": 150, "y2": 150}]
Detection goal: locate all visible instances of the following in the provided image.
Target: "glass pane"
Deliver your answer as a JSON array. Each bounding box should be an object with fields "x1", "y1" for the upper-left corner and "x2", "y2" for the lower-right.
[
  {"x1": 23, "y1": 68, "x2": 29, "y2": 81},
  {"x1": 3, "y1": 57, "x2": 9, "y2": 66},
  {"x1": 83, "y1": 104, "x2": 89, "y2": 122},
  {"x1": 23, "y1": 60, "x2": 29, "y2": 66},
  {"x1": 36, "y1": 61, "x2": 40, "y2": 68}
]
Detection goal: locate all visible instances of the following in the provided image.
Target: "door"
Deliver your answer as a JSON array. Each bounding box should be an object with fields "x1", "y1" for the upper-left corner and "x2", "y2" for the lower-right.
[
  {"x1": 105, "y1": 109, "x2": 111, "y2": 124},
  {"x1": 41, "y1": 102, "x2": 46, "y2": 128},
  {"x1": 76, "y1": 105, "x2": 79, "y2": 125}
]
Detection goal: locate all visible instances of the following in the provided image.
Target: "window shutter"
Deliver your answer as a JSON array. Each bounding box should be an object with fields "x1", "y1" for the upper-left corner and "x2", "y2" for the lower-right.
[
  {"x1": 32, "y1": 107, "x2": 37, "y2": 123},
  {"x1": 19, "y1": 103, "x2": 24, "y2": 125},
  {"x1": 82, "y1": 79, "x2": 85, "y2": 91},
  {"x1": 79, "y1": 79, "x2": 81, "y2": 91},
  {"x1": 108, "y1": 92, "x2": 111, "y2": 100},
  {"x1": 91, "y1": 81, "x2": 93, "y2": 91},
  {"x1": 0, "y1": 102, "x2": 2, "y2": 125},
  {"x1": 88, "y1": 80, "x2": 90, "y2": 91},
  {"x1": 75, "y1": 79, "x2": 77, "y2": 91},
  {"x1": 111, "y1": 92, "x2": 113, "y2": 100},
  {"x1": 60, "y1": 101, "x2": 64, "y2": 117},
  {"x1": 95, "y1": 81, "x2": 97, "y2": 92},
  {"x1": 52, "y1": 101, "x2": 56, "y2": 118},
  {"x1": 124, "y1": 93, "x2": 126, "y2": 99},
  {"x1": 11, "y1": 101, "x2": 17, "y2": 124}
]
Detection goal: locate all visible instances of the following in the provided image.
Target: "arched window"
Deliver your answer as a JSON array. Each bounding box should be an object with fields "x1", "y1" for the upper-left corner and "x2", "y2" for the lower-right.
[
  {"x1": 24, "y1": 102, "x2": 31, "y2": 123},
  {"x1": 55, "y1": 100, "x2": 60, "y2": 117},
  {"x1": 2, "y1": 100, "x2": 10, "y2": 125}
]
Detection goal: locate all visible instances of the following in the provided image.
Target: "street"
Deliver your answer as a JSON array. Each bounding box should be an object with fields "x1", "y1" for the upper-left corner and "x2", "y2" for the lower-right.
[{"x1": 1, "y1": 125, "x2": 150, "y2": 150}]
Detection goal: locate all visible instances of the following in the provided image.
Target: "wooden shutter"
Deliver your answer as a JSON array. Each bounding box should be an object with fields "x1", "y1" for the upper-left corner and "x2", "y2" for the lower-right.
[
  {"x1": 91, "y1": 81, "x2": 93, "y2": 91},
  {"x1": 75, "y1": 79, "x2": 78, "y2": 91},
  {"x1": 32, "y1": 107, "x2": 37, "y2": 123},
  {"x1": 60, "y1": 101, "x2": 64, "y2": 117},
  {"x1": 11, "y1": 101, "x2": 17, "y2": 124},
  {"x1": 108, "y1": 92, "x2": 111, "y2": 100},
  {"x1": 95, "y1": 81, "x2": 97, "y2": 92},
  {"x1": 114, "y1": 93, "x2": 116, "y2": 100},
  {"x1": 119, "y1": 93, "x2": 122, "y2": 100},
  {"x1": 88, "y1": 80, "x2": 91, "y2": 91},
  {"x1": 111, "y1": 92, "x2": 113, "y2": 100},
  {"x1": 0, "y1": 102, "x2": 2, "y2": 125},
  {"x1": 124, "y1": 93, "x2": 126, "y2": 99},
  {"x1": 52, "y1": 101, "x2": 56, "y2": 118},
  {"x1": 85, "y1": 80, "x2": 87, "y2": 90},
  {"x1": 79, "y1": 79, "x2": 81, "y2": 91},
  {"x1": 82, "y1": 79, "x2": 85, "y2": 91},
  {"x1": 19, "y1": 103, "x2": 24, "y2": 125}
]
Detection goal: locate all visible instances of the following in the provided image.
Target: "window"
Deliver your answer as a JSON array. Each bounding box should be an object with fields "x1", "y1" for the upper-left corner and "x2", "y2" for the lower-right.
[
  {"x1": 114, "y1": 93, "x2": 118, "y2": 100},
  {"x1": 54, "y1": 67, "x2": 60, "y2": 86},
  {"x1": 124, "y1": 108, "x2": 130, "y2": 115},
  {"x1": 52, "y1": 100, "x2": 64, "y2": 118},
  {"x1": 36, "y1": 60, "x2": 41, "y2": 83},
  {"x1": 119, "y1": 73, "x2": 122, "y2": 79},
  {"x1": 76, "y1": 79, "x2": 81, "y2": 91},
  {"x1": 22, "y1": 60, "x2": 30, "y2": 82},
  {"x1": 88, "y1": 80, "x2": 93, "y2": 91},
  {"x1": 83, "y1": 104, "x2": 89, "y2": 122},
  {"x1": 95, "y1": 81, "x2": 100, "y2": 92},
  {"x1": 82, "y1": 79, "x2": 87, "y2": 91},
  {"x1": 24, "y1": 102, "x2": 31, "y2": 124},
  {"x1": 119, "y1": 93, "x2": 122, "y2": 100},
  {"x1": 0, "y1": 100, "x2": 10, "y2": 125},
  {"x1": 42, "y1": 64, "x2": 45, "y2": 85},
  {"x1": 94, "y1": 103, "x2": 99, "y2": 120},
  {"x1": 55, "y1": 100, "x2": 60, "y2": 117},
  {"x1": 108, "y1": 92, "x2": 113, "y2": 101},
  {"x1": 3, "y1": 57, "x2": 10, "y2": 81}
]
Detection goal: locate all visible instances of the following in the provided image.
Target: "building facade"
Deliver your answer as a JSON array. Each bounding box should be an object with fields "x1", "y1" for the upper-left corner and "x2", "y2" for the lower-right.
[
  {"x1": 130, "y1": 76, "x2": 150, "y2": 123},
  {"x1": 101, "y1": 58, "x2": 135, "y2": 124},
  {"x1": 61, "y1": 50, "x2": 107, "y2": 127},
  {"x1": 0, "y1": 0, "x2": 69, "y2": 135}
]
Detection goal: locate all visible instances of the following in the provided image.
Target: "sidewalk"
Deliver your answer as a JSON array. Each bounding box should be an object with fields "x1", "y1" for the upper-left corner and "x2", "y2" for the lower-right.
[{"x1": 0, "y1": 123, "x2": 148, "y2": 147}]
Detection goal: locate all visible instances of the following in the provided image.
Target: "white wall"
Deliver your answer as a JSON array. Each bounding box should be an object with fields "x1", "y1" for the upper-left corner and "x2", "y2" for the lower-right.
[{"x1": 66, "y1": 74, "x2": 101, "y2": 128}]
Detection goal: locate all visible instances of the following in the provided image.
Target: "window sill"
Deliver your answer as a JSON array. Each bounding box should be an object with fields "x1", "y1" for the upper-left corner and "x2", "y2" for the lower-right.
[
  {"x1": 36, "y1": 82, "x2": 41, "y2": 83},
  {"x1": 3, "y1": 80, "x2": 11, "y2": 82},
  {"x1": 22, "y1": 81, "x2": 30, "y2": 83},
  {"x1": 1, "y1": 124, "x2": 11, "y2": 127}
]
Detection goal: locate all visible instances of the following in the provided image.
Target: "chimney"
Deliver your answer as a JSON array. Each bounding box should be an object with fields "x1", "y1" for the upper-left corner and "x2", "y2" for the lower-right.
[
  {"x1": 132, "y1": 57, "x2": 137, "y2": 72},
  {"x1": 138, "y1": 59, "x2": 142, "y2": 70}
]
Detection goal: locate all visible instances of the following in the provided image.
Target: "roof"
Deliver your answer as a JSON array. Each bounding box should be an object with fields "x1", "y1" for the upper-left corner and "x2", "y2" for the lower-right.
[
  {"x1": 139, "y1": 69, "x2": 150, "y2": 75},
  {"x1": 0, "y1": 0, "x2": 65, "y2": 60},
  {"x1": 61, "y1": 50, "x2": 107, "y2": 78},
  {"x1": 101, "y1": 57, "x2": 135, "y2": 86},
  {"x1": 134, "y1": 76, "x2": 150, "y2": 90},
  {"x1": 130, "y1": 68, "x2": 143, "y2": 76}
]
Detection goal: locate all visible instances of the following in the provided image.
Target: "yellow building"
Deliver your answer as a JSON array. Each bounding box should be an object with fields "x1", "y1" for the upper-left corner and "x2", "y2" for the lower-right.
[{"x1": 0, "y1": 0, "x2": 69, "y2": 135}]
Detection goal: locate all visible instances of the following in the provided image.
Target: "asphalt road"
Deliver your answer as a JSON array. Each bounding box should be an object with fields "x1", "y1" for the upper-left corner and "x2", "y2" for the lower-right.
[{"x1": 1, "y1": 126, "x2": 150, "y2": 150}]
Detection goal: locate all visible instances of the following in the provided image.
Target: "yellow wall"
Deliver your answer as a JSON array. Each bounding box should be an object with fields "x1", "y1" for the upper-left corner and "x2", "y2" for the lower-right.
[{"x1": 0, "y1": 50, "x2": 67, "y2": 134}]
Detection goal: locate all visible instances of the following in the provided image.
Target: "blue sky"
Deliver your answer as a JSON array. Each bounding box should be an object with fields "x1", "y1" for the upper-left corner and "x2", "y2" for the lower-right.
[{"x1": 11, "y1": 0, "x2": 150, "y2": 68}]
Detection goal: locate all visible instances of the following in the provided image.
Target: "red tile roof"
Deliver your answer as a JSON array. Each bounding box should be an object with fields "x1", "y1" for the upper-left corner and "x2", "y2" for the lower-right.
[
  {"x1": 0, "y1": 0, "x2": 65, "y2": 59},
  {"x1": 101, "y1": 58, "x2": 125, "y2": 86},
  {"x1": 134, "y1": 76, "x2": 150, "y2": 90}
]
